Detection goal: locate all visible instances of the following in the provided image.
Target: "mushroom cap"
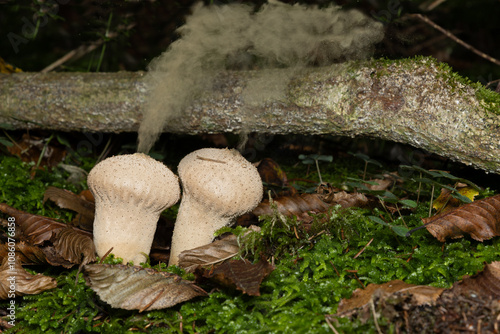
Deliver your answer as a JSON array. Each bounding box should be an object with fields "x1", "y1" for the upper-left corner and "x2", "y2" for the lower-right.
[
  {"x1": 88, "y1": 153, "x2": 180, "y2": 212},
  {"x1": 178, "y1": 148, "x2": 263, "y2": 218}
]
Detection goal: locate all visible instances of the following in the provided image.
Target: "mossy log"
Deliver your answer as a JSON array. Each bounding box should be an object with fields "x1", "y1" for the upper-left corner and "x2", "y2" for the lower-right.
[{"x1": 0, "y1": 58, "x2": 499, "y2": 173}]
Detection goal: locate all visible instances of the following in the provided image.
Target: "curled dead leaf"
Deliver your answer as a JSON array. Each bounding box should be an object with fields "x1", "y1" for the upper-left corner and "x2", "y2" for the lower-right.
[
  {"x1": 337, "y1": 280, "x2": 445, "y2": 315},
  {"x1": 195, "y1": 258, "x2": 274, "y2": 296},
  {"x1": 253, "y1": 194, "x2": 330, "y2": 221},
  {"x1": 84, "y1": 264, "x2": 207, "y2": 311},
  {"x1": 51, "y1": 227, "x2": 96, "y2": 266},
  {"x1": 0, "y1": 203, "x2": 92, "y2": 245},
  {"x1": 178, "y1": 235, "x2": 240, "y2": 273},
  {"x1": 0, "y1": 204, "x2": 96, "y2": 268},
  {"x1": 7, "y1": 133, "x2": 66, "y2": 168},
  {"x1": 43, "y1": 186, "x2": 95, "y2": 231},
  {"x1": 0, "y1": 257, "x2": 57, "y2": 299},
  {"x1": 324, "y1": 191, "x2": 370, "y2": 208},
  {"x1": 0, "y1": 242, "x2": 47, "y2": 265},
  {"x1": 422, "y1": 194, "x2": 500, "y2": 242},
  {"x1": 451, "y1": 261, "x2": 500, "y2": 299},
  {"x1": 257, "y1": 158, "x2": 294, "y2": 196}
]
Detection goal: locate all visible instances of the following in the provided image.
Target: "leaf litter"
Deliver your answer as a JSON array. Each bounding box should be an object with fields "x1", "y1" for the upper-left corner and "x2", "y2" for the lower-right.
[
  {"x1": 332, "y1": 262, "x2": 500, "y2": 332},
  {"x1": 1, "y1": 150, "x2": 499, "y2": 332},
  {"x1": 83, "y1": 264, "x2": 207, "y2": 312},
  {"x1": 422, "y1": 193, "x2": 500, "y2": 241}
]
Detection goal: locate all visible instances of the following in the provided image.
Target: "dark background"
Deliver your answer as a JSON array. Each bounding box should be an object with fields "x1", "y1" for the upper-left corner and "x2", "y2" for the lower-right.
[{"x1": 1, "y1": 0, "x2": 499, "y2": 89}]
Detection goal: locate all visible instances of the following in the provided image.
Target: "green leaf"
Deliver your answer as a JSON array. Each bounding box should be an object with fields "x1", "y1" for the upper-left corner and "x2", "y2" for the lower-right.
[
  {"x1": 368, "y1": 215, "x2": 388, "y2": 226},
  {"x1": 398, "y1": 199, "x2": 417, "y2": 208},
  {"x1": 366, "y1": 158, "x2": 383, "y2": 167},
  {"x1": 450, "y1": 192, "x2": 473, "y2": 203},
  {"x1": 0, "y1": 137, "x2": 13, "y2": 147},
  {"x1": 0, "y1": 123, "x2": 15, "y2": 130},
  {"x1": 411, "y1": 177, "x2": 434, "y2": 184},
  {"x1": 368, "y1": 216, "x2": 409, "y2": 237},
  {"x1": 350, "y1": 152, "x2": 369, "y2": 161},
  {"x1": 317, "y1": 155, "x2": 333, "y2": 162},
  {"x1": 56, "y1": 134, "x2": 72, "y2": 148},
  {"x1": 391, "y1": 225, "x2": 410, "y2": 237}
]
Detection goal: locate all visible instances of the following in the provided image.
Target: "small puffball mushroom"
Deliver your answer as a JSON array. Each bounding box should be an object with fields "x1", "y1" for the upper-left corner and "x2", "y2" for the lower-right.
[
  {"x1": 169, "y1": 148, "x2": 263, "y2": 266},
  {"x1": 88, "y1": 153, "x2": 180, "y2": 264}
]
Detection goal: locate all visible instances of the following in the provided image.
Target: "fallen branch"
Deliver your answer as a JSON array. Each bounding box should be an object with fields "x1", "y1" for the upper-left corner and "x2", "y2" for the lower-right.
[{"x1": 0, "y1": 57, "x2": 499, "y2": 173}]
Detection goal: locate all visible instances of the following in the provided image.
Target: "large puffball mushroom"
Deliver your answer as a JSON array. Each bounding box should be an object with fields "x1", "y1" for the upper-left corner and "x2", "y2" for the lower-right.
[
  {"x1": 169, "y1": 148, "x2": 263, "y2": 266},
  {"x1": 88, "y1": 153, "x2": 180, "y2": 264}
]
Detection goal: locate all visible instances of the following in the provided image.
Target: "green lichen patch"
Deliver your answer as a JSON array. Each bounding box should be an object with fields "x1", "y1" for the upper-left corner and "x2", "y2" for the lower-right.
[{"x1": 370, "y1": 56, "x2": 500, "y2": 116}]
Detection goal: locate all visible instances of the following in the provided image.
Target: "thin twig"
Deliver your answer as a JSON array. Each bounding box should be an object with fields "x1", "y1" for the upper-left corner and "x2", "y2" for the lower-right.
[
  {"x1": 486, "y1": 78, "x2": 500, "y2": 89},
  {"x1": 325, "y1": 316, "x2": 340, "y2": 334},
  {"x1": 41, "y1": 23, "x2": 136, "y2": 73},
  {"x1": 139, "y1": 288, "x2": 165, "y2": 313},
  {"x1": 196, "y1": 155, "x2": 227, "y2": 164},
  {"x1": 407, "y1": 14, "x2": 500, "y2": 66},
  {"x1": 99, "y1": 247, "x2": 114, "y2": 264},
  {"x1": 353, "y1": 238, "x2": 374, "y2": 259},
  {"x1": 370, "y1": 299, "x2": 384, "y2": 334}
]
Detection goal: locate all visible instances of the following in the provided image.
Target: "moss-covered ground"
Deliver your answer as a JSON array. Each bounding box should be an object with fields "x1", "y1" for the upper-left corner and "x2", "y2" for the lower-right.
[{"x1": 0, "y1": 136, "x2": 499, "y2": 333}]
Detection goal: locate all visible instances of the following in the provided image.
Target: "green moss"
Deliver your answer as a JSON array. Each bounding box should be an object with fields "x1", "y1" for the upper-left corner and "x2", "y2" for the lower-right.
[
  {"x1": 1, "y1": 151, "x2": 499, "y2": 333},
  {"x1": 473, "y1": 81, "x2": 500, "y2": 115},
  {"x1": 0, "y1": 156, "x2": 82, "y2": 218}
]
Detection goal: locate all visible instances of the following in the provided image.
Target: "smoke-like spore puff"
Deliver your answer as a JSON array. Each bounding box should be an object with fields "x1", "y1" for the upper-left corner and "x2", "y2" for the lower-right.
[{"x1": 137, "y1": 1, "x2": 384, "y2": 153}]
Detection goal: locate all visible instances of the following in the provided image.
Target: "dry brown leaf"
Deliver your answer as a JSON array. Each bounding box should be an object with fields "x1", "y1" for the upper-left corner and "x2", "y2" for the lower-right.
[
  {"x1": 364, "y1": 178, "x2": 393, "y2": 191},
  {"x1": 195, "y1": 258, "x2": 274, "y2": 296},
  {"x1": 51, "y1": 227, "x2": 96, "y2": 266},
  {"x1": 0, "y1": 203, "x2": 93, "y2": 245},
  {"x1": 325, "y1": 191, "x2": 370, "y2": 208},
  {"x1": 253, "y1": 194, "x2": 330, "y2": 221},
  {"x1": 178, "y1": 235, "x2": 240, "y2": 273},
  {"x1": 0, "y1": 204, "x2": 96, "y2": 268},
  {"x1": 257, "y1": 158, "x2": 294, "y2": 196},
  {"x1": 84, "y1": 264, "x2": 207, "y2": 311},
  {"x1": 0, "y1": 242, "x2": 47, "y2": 265},
  {"x1": 451, "y1": 261, "x2": 500, "y2": 299},
  {"x1": 0, "y1": 257, "x2": 57, "y2": 299},
  {"x1": 337, "y1": 280, "x2": 445, "y2": 314},
  {"x1": 422, "y1": 194, "x2": 500, "y2": 242},
  {"x1": 43, "y1": 186, "x2": 95, "y2": 231},
  {"x1": 7, "y1": 133, "x2": 66, "y2": 168}
]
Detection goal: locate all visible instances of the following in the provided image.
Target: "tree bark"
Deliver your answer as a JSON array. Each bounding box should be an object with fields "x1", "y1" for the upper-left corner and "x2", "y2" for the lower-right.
[{"x1": 0, "y1": 58, "x2": 499, "y2": 173}]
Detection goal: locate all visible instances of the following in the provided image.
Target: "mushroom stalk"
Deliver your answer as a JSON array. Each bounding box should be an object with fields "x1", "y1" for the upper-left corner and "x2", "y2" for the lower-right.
[
  {"x1": 169, "y1": 195, "x2": 229, "y2": 265},
  {"x1": 93, "y1": 204, "x2": 161, "y2": 265}
]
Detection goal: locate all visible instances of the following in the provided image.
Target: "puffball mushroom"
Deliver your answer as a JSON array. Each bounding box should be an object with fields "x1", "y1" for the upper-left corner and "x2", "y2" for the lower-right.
[
  {"x1": 169, "y1": 148, "x2": 263, "y2": 266},
  {"x1": 88, "y1": 153, "x2": 180, "y2": 264}
]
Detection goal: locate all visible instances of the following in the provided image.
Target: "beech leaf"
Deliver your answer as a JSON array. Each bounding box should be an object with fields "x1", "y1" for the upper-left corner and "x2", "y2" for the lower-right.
[
  {"x1": 0, "y1": 257, "x2": 57, "y2": 299},
  {"x1": 84, "y1": 264, "x2": 207, "y2": 311},
  {"x1": 257, "y1": 158, "x2": 289, "y2": 189},
  {"x1": 0, "y1": 203, "x2": 93, "y2": 245},
  {"x1": 195, "y1": 258, "x2": 274, "y2": 296},
  {"x1": 451, "y1": 261, "x2": 500, "y2": 299},
  {"x1": 253, "y1": 194, "x2": 330, "y2": 221},
  {"x1": 422, "y1": 194, "x2": 500, "y2": 242},
  {"x1": 43, "y1": 186, "x2": 95, "y2": 231},
  {"x1": 0, "y1": 241, "x2": 47, "y2": 265},
  {"x1": 178, "y1": 235, "x2": 240, "y2": 273},
  {"x1": 337, "y1": 280, "x2": 445, "y2": 314},
  {"x1": 51, "y1": 227, "x2": 96, "y2": 266}
]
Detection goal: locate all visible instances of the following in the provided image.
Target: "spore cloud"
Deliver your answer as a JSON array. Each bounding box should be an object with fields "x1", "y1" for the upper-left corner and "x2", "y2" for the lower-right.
[{"x1": 137, "y1": 1, "x2": 384, "y2": 153}]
